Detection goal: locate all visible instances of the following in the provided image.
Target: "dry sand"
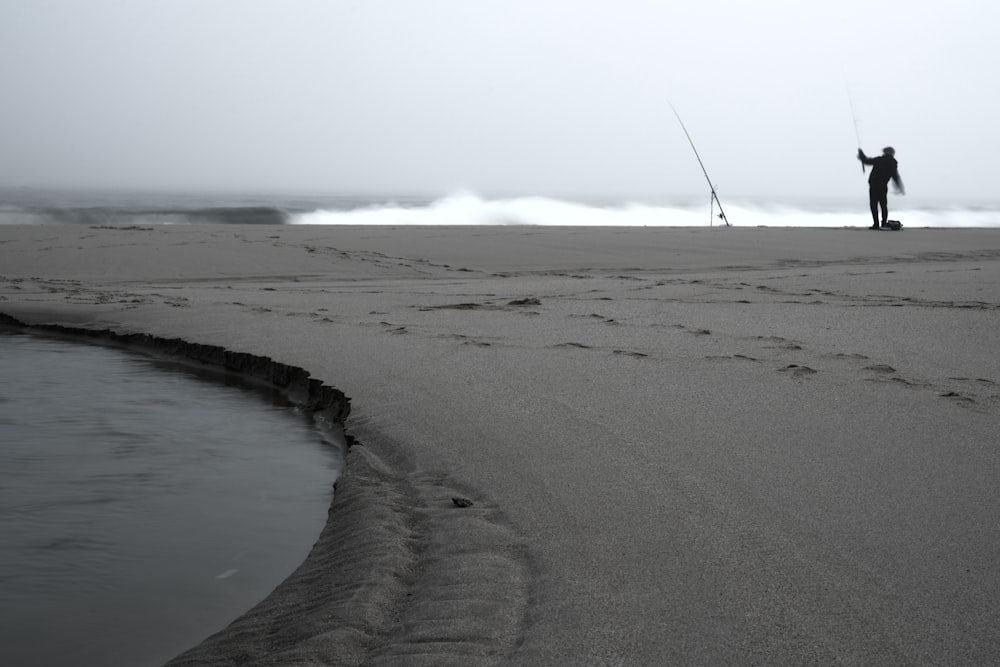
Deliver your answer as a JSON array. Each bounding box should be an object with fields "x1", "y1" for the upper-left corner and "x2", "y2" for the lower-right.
[{"x1": 2, "y1": 224, "x2": 1000, "y2": 665}]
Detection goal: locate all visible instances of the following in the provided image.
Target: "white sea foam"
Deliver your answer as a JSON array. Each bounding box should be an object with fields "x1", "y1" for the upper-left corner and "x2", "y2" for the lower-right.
[
  {"x1": 292, "y1": 192, "x2": 1000, "y2": 228},
  {"x1": 3, "y1": 189, "x2": 998, "y2": 227}
]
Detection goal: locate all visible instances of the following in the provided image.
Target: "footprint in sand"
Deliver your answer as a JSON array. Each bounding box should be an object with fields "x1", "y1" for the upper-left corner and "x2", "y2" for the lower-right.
[
  {"x1": 885, "y1": 377, "x2": 925, "y2": 387},
  {"x1": 418, "y1": 298, "x2": 541, "y2": 312},
  {"x1": 864, "y1": 364, "x2": 897, "y2": 374},
  {"x1": 940, "y1": 391, "x2": 977, "y2": 406},
  {"x1": 577, "y1": 313, "x2": 617, "y2": 324},
  {"x1": 379, "y1": 321, "x2": 409, "y2": 334},
  {"x1": 447, "y1": 333, "x2": 491, "y2": 347},
  {"x1": 668, "y1": 324, "x2": 711, "y2": 336},
  {"x1": 705, "y1": 354, "x2": 759, "y2": 362},
  {"x1": 754, "y1": 335, "x2": 803, "y2": 350},
  {"x1": 778, "y1": 364, "x2": 817, "y2": 377},
  {"x1": 949, "y1": 377, "x2": 997, "y2": 386},
  {"x1": 419, "y1": 302, "x2": 485, "y2": 311}
]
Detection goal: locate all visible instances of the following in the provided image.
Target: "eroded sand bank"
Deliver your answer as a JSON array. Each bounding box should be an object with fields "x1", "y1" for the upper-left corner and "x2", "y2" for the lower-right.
[{"x1": 2, "y1": 224, "x2": 1000, "y2": 665}]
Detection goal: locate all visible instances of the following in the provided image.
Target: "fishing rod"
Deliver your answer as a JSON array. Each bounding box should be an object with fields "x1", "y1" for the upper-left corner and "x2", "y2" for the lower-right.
[
  {"x1": 845, "y1": 79, "x2": 865, "y2": 173},
  {"x1": 669, "y1": 103, "x2": 730, "y2": 227}
]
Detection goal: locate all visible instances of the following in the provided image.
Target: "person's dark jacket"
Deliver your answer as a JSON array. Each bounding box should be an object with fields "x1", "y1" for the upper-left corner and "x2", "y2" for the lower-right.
[{"x1": 859, "y1": 152, "x2": 904, "y2": 191}]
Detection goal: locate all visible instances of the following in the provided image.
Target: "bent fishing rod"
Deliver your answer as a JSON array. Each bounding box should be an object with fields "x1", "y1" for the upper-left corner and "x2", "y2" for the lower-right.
[{"x1": 669, "y1": 103, "x2": 730, "y2": 227}]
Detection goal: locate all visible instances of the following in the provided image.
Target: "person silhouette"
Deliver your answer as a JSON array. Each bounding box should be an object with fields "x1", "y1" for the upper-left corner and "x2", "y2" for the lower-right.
[{"x1": 858, "y1": 147, "x2": 905, "y2": 229}]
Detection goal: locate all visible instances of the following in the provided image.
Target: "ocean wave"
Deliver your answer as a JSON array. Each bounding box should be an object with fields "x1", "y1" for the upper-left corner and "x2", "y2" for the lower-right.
[
  {"x1": 3, "y1": 192, "x2": 999, "y2": 227},
  {"x1": 0, "y1": 205, "x2": 290, "y2": 226},
  {"x1": 293, "y1": 193, "x2": 1000, "y2": 228}
]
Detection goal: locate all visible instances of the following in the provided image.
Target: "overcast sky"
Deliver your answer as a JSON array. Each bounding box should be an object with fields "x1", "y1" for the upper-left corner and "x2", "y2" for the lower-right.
[{"x1": 1, "y1": 0, "x2": 997, "y2": 204}]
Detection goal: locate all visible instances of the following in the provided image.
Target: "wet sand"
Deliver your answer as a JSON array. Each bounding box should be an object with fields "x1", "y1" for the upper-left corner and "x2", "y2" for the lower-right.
[{"x1": 2, "y1": 224, "x2": 1000, "y2": 665}]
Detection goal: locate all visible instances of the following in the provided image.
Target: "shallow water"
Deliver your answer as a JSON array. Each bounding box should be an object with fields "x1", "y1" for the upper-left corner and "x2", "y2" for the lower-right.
[{"x1": 0, "y1": 332, "x2": 342, "y2": 666}]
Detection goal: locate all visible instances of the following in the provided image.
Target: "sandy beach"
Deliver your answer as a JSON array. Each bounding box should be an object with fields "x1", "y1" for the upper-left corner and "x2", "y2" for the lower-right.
[{"x1": 2, "y1": 223, "x2": 1000, "y2": 665}]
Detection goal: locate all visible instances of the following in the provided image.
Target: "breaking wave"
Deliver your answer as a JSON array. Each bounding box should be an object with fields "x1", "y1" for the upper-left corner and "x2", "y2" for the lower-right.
[
  {"x1": 292, "y1": 193, "x2": 1000, "y2": 228},
  {"x1": 3, "y1": 191, "x2": 999, "y2": 228}
]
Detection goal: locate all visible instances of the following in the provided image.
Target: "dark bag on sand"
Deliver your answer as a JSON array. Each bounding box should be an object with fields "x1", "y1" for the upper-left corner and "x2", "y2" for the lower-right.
[{"x1": 885, "y1": 220, "x2": 902, "y2": 230}]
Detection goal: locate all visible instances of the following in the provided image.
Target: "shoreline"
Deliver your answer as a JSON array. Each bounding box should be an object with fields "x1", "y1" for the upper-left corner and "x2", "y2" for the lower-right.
[
  {"x1": 3, "y1": 224, "x2": 1000, "y2": 664},
  {"x1": 0, "y1": 315, "x2": 530, "y2": 665}
]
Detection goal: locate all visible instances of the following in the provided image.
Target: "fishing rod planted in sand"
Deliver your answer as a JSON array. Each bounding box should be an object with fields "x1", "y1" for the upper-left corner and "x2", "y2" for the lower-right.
[{"x1": 669, "y1": 103, "x2": 730, "y2": 226}]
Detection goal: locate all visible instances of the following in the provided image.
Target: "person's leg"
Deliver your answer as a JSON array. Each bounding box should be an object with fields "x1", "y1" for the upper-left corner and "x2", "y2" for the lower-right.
[
  {"x1": 868, "y1": 188, "x2": 880, "y2": 227},
  {"x1": 878, "y1": 191, "x2": 889, "y2": 226}
]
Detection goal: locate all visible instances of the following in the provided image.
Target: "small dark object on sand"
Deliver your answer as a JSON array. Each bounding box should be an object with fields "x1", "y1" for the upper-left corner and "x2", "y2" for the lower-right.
[{"x1": 452, "y1": 497, "x2": 474, "y2": 508}]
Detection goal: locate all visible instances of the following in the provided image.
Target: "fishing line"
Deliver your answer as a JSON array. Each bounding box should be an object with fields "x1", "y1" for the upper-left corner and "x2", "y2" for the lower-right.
[{"x1": 669, "y1": 103, "x2": 730, "y2": 227}]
